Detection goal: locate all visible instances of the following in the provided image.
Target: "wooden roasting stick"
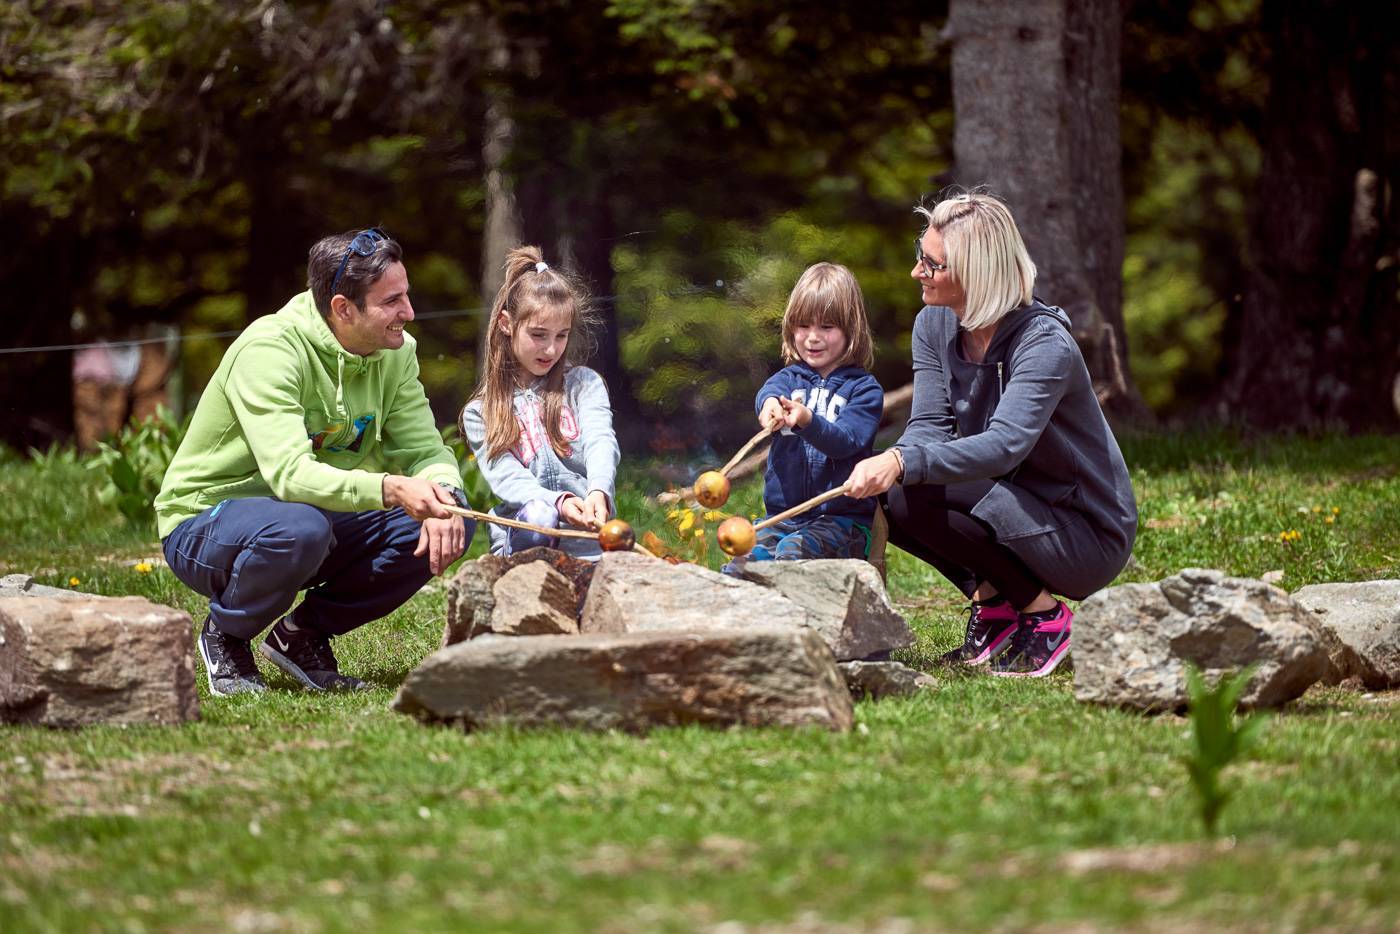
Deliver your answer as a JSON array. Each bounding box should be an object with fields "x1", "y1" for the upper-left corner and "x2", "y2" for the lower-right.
[
  {"x1": 720, "y1": 425, "x2": 777, "y2": 477},
  {"x1": 752, "y1": 484, "x2": 851, "y2": 532},
  {"x1": 439, "y1": 503, "x2": 657, "y2": 557}
]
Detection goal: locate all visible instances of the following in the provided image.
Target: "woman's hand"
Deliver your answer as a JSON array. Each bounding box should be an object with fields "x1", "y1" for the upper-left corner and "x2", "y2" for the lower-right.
[{"x1": 846, "y1": 450, "x2": 903, "y2": 499}]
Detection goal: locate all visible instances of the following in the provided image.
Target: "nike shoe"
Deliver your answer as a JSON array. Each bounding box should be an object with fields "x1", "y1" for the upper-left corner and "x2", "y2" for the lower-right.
[
  {"x1": 990, "y1": 602, "x2": 1073, "y2": 677},
  {"x1": 938, "y1": 599, "x2": 1020, "y2": 665},
  {"x1": 259, "y1": 619, "x2": 369, "y2": 692},
  {"x1": 197, "y1": 618, "x2": 268, "y2": 697}
]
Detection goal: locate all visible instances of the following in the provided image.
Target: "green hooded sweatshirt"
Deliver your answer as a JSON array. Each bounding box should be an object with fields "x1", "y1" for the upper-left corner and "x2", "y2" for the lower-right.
[{"x1": 155, "y1": 291, "x2": 462, "y2": 539}]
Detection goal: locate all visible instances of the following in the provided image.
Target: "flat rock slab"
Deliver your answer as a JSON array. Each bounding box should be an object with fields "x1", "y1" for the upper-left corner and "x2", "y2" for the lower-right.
[
  {"x1": 729, "y1": 560, "x2": 915, "y2": 661},
  {"x1": 581, "y1": 553, "x2": 913, "y2": 661},
  {"x1": 1, "y1": 596, "x2": 199, "y2": 728},
  {"x1": 838, "y1": 661, "x2": 936, "y2": 700},
  {"x1": 1293, "y1": 579, "x2": 1400, "y2": 689},
  {"x1": 0, "y1": 574, "x2": 89, "y2": 600},
  {"x1": 393, "y1": 627, "x2": 853, "y2": 733},
  {"x1": 1073, "y1": 568, "x2": 1330, "y2": 712}
]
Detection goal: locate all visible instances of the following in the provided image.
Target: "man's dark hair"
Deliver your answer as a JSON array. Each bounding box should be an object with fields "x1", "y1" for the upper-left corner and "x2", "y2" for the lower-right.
[{"x1": 307, "y1": 229, "x2": 404, "y2": 316}]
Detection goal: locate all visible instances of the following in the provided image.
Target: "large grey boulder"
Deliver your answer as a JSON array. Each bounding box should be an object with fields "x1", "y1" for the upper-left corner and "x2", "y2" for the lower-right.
[
  {"x1": 728, "y1": 560, "x2": 915, "y2": 661},
  {"x1": 1073, "y1": 568, "x2": 1330, "y2": 711},
  {"x1": 393, "y1": 627, "x2": 853, "y2": 733},
  {"x1": 1293, "y1": 580, "x2": 1400, "y2": 689},
  {"x1": 1, "y1": 596, "x2": 199, "y2": 728},
  {"x1": 580, "y1": 553, "x2": 912, "y2": 661}
]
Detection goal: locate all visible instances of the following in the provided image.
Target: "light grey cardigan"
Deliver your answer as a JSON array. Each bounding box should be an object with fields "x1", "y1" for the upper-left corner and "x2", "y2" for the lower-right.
[
  {"x1": 893, "y1": 300, "x2": 1137, "y2": 599},
  {"x1": 461, "y1": 366, "x2": 620, "y2": 558}
]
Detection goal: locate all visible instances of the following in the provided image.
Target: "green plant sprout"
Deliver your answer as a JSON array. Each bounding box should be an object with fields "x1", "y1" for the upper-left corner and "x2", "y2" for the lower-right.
[{"x1": 1183, "y1": 662, "x2": 1267, "y2": 836}]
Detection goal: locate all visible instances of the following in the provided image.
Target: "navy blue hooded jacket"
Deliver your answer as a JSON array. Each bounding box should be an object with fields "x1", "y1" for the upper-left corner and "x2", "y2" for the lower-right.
[{"x1": 756, "y1": 362, "x2": 884, "y2": 526}]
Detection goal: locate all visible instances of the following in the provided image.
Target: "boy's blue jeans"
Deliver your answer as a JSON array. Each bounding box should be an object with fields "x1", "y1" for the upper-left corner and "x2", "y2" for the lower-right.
[
  {"x1": 161, "y1": 497, "x2": 465, "y2": 641},
  {"x1": 750, "y1": 515, "x2": 870, "y2": 561}
]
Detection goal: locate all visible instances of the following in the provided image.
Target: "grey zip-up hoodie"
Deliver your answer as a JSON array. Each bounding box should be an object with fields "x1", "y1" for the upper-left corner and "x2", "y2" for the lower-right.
[
  {"x1": 461, "y1": 366, "x2": 620, "y2": 558},
  {"x1": 893, "y1": 300, "x2": 1137, "y2": 599}
]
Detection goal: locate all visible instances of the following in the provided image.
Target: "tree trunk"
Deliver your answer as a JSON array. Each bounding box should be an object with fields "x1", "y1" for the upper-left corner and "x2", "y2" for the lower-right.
[
  {"x1": 1222, "y1": 0, "x2": 1398, "y2": 430},
  {"x1": 0, "y1": 208, "x2": 81, "y2": 448},
  {"x1": 479, "y1": 18, "x2": 522, "y2": 336},
  {"x1": 946, "y1": 0, "x2": 1148, "y2": 421}
]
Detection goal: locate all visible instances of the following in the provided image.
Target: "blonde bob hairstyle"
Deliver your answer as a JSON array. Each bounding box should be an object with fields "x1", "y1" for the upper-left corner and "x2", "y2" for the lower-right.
[
  {"x1": 780, "y1": 262, "x2": 874, "y2": 370},
  {"x1": 466, "y1": 245, "x2": 598, "y2": 462},
  {"x1": 915, "y1": 190, "x2": 1036, "y2": 331}
]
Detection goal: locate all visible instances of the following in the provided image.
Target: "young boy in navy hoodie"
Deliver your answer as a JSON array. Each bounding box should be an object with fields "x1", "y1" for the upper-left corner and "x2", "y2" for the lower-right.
[{"x1": 726, "y1": 262, "x2": 883, "y2": 571}]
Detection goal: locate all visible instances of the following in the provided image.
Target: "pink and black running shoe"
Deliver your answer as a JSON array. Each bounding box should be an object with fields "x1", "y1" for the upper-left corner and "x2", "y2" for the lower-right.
[
  {"x1": 939, "y1": 599, "x2": 1020, "y2": 665},
  {"x1": 990, "y1": 601, "x2": 1073, "y2": 677}
]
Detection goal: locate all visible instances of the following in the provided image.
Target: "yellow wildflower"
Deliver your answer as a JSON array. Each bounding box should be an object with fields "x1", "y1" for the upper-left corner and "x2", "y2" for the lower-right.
[
  {"x1": 703, "y1": 510, "x2": 724, "y2": 522},
  {"x1": 694, "y1": 529, "x2": 704, "y2": 538},
  {"x1": 677, "y1": 510, "x2": 695, "y2": 533},
  {"x1": 1311, "y1": 505, "x2": 1322, "y2": 513},
  {"x1": 68, "y1": 576, "x2": 81, "y2": 587},
  {"x1": 1277, "y1": 529, "x2": 1301, "y2": 543},
  {"x1": 134, "y1": 562, "x2": 153, "y2": 574},
  {"x1": 1331, "y1": 506, "x2": 1341, "y2": 515},
  {"x1": 1324, "y1": 516, "x2": 1335, "y2": 525}
]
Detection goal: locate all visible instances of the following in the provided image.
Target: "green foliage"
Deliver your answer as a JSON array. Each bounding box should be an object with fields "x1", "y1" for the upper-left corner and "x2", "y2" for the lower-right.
[
  {"x1": 25, "y1": 442, "x2": 83, "y2": 470},
  {"x1": 1183, "y1": 663, "x2": 1267, "y2": 836},
  {"x1": 439, "y1": 424, "x2": 498, "y2": 514},
  {"x1": 86, "y1": 406, "x2": 188, "y2": 528}
]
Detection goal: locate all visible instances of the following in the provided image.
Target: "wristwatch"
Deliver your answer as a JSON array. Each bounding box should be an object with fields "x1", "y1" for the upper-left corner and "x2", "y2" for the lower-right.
[{"x1": 438, "y1": 483, "x2": 471, "y2": 510}]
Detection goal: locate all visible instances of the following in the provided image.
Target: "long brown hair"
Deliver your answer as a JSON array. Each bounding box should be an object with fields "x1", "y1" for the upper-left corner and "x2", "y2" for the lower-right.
[{"x1": 466, "y1": 246, "x2": 597, "y2": 461}]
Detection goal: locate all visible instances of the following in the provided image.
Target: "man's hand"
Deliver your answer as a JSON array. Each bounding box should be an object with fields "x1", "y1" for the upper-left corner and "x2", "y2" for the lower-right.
[
  {"x1": 383, "y1": 475, "x2": 453, "y2": 521},
  {"x1": 759, "y1": 396, "x2": 785, "y2": 432},
  {"x1": 777, "y1": 395, "x2": 813, "y2": 430},
  {"x1": 415, "y1": 516, "x2": 467, "y2": 575},
  {"x1": 845, "y1": 450, "x2": 903, "y2": 499}
]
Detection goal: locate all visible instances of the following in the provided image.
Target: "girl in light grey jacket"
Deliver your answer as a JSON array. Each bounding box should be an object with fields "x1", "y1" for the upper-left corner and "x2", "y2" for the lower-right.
[
  {"x1": 847, "y1": 192, "x2": 1137, "y2": 677},
  {"x1": 460, "y1": 246, "x2": 620, "y2": 559}
]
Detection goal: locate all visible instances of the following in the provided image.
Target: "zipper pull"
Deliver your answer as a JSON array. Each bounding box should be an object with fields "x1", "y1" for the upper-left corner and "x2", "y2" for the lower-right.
[{"x1": 997, "y1": 361, "x2": 1004, "y2": 392}]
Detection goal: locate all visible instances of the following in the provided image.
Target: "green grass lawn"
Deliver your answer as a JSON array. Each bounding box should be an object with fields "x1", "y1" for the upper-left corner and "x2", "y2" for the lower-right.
[{"x1": 1, "y1": 432, "x2": 1397, "y2": 931}]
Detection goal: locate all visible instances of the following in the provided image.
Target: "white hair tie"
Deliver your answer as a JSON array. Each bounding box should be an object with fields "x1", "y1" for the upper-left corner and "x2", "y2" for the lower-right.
[{"x1": 535, "y1": 261, "x2": 549, "y2": 273}]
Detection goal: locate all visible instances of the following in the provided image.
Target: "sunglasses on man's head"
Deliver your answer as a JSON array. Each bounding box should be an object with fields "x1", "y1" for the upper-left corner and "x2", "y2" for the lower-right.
[
  {"x1": 331, "y1": 227, "x2": 389, "y2": 296},
  {"x1": 914, "y1": 238, "x2": 947, "y2": 277}
]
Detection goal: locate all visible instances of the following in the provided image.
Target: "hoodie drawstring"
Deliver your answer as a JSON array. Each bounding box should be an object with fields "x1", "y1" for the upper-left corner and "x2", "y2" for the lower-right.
[{"x1": 335, "y1": 354, "x2": 346, "y2": 418}]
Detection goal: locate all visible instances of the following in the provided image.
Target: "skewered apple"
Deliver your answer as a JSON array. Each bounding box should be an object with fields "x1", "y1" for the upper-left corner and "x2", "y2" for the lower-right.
[
  {"x1": 716, "y1": 516, "x2": 756, "y2": 556},
  {"x1": 598, "y1": 519, "x2": 637, "y2": 552},
  {"x1": 692, "y1": 470, "x2": 731, "y2": 509}
]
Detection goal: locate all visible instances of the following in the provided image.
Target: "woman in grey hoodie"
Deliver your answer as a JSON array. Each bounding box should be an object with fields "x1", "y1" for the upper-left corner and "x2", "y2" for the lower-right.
[{"x1": 846, "y1": 192, "x2": 1137, "y2": 677}]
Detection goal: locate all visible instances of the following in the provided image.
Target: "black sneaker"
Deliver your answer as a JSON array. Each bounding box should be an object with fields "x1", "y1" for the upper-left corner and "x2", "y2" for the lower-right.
[
  {"x1": 259, "y1": 619, "x2": 369, "y2": 692},
  {"x1": 198, "y1": 619, "x2": 268, "y2": 697},
  {"x1": 938, "y1": 599, "x2": 1020, "y2": 665}
]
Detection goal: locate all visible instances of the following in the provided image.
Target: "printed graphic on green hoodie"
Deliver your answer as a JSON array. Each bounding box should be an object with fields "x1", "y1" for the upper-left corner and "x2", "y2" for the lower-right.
[{"x1": 154, "y1": 291, "x2": 461, "y2": 540}]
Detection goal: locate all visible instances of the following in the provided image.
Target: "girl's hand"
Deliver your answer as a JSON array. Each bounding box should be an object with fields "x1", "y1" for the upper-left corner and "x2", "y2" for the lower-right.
[
  {"x1": 846, "y1": 450, "x2": 902, "y2": 499},
  {"x1": 777, "y1": 395, "x2": 812, "y2": 430},
  {"x1": 758, "y1": 397, "x2": 785, "y2": 432},
  {"x1": 559, "y1": 494, "x2": 589, "y2": 529},
  {"x1": 583, "y1": 490, "x2": 611, "y2": 530}
]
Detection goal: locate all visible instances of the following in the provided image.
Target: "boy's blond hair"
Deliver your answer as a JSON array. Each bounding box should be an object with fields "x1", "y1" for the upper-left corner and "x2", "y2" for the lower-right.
[{"x1": 780, "y1": 262, "x2": 874, "y2": 370}]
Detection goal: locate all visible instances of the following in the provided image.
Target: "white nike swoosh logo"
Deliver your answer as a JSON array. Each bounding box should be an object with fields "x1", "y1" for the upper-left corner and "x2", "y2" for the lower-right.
[
  {"x1": 1045, "y1": 629, "x2": 1068, "y2": 651},
  {"x1": 273, "y1": 630, "x2": 291, "y2": 652}
]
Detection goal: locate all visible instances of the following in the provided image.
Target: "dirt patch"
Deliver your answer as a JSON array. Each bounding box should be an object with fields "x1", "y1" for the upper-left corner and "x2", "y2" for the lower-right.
[
  {"x1": 36, "y1": 752, "x2": 266, "y2": 817},
  {"x1": 1056, "y1": 839, "x2": 1236, "y2": 876}
]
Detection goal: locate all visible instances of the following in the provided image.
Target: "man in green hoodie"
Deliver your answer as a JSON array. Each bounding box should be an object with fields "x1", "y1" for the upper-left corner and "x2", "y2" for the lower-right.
[{"x1": 155, "y1": 229, "x2": 475, "y2": 697}]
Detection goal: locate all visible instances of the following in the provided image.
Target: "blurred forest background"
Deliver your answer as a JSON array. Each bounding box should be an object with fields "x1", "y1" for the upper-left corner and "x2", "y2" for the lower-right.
[{"x1": 3, "y1": 0, "x2": 1397, "y2": 458}]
